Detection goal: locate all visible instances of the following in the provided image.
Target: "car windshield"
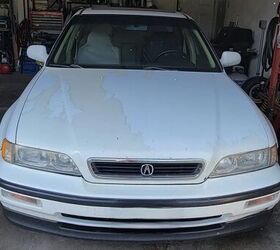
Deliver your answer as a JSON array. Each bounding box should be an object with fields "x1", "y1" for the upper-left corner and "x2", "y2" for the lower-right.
[{"x1": 47, "y1": 14, "x2": 221, "y2": 72}]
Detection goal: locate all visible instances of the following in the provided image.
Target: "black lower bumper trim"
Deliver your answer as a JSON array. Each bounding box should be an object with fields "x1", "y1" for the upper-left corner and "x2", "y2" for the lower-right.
[
  {"x1": 0, "y1": 178, "x2": 280, "y2": 208},
  {"x1": 3, "y1": 208, "x2": 273, "y2": 241}
]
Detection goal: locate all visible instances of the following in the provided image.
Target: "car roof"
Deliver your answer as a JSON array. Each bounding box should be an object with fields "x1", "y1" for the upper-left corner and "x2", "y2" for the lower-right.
[{"x1": 79, "y1": 7, "x2": 188, "y2": 19}]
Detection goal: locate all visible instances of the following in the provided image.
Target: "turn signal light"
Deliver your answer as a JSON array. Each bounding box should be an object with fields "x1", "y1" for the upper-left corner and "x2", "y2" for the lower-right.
[
  {"x1": 245, "y1": 193, "x2": 279, "y2": 208},
  {"x1": 1, "y1": 190, "x2": 41, "y2": 207},
  {"x1": 1, "y1": 139, "x2": 11, "y2": 161}
]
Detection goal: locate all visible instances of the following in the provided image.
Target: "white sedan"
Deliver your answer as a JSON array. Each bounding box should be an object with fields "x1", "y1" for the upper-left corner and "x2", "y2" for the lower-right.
[{"x1": 0, "y1": 8, "x2": 279, "y2": 241}]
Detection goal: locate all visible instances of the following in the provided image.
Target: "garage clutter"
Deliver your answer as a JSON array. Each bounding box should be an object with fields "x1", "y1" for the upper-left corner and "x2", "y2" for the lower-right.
[
  {"x1": 0, "y1": 0, "x2": 13, "y2": 74},
  {"x1": 0, "y1": 0, "x2": 157, "y2": 75}
]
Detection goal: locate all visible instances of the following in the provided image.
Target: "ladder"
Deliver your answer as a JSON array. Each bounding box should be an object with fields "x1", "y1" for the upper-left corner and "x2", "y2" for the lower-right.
[{"x1": 267, "y1": 4, "x2": 280, "y2": 135}]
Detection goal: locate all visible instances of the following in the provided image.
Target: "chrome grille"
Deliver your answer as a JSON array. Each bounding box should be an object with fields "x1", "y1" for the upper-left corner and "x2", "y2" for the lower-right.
[{"x1": 89, "y1": 159, "x2": 203, "y2": 179}]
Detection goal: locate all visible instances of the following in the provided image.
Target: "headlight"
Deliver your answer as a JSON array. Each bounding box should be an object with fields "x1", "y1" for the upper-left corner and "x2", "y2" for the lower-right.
[
  {"x1": 1, "y1": 139, "x2": 81, "y2": 176},
  {"x1": 210, "y1": 145, "x2": 278, "y2": 178}
]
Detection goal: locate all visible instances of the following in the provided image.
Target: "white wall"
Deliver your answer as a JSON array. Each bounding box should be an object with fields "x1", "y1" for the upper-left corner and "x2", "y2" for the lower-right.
[
  {"x1": 180, "y1": 0, "x2": 216, "y2": 38},
  {"x1": 153, "y1": 0, "x2": 177, "y2": 10},
  {"x1": 224, "y1": 0, "x2": 278, "y2": 76}
]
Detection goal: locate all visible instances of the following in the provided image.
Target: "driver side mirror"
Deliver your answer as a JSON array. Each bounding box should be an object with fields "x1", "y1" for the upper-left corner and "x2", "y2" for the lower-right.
[
  {"x1": 220, "y1": 51, "x2": 241, "y2": 68},
  {"x1": 27, "y1": 45, "x2": 48, "y2": 64}
]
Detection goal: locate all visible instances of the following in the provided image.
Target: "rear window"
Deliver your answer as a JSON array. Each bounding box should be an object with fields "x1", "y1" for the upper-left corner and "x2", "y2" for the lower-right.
[{"x1": 47, "y1": 14, "x2": 221, "y2": 72}]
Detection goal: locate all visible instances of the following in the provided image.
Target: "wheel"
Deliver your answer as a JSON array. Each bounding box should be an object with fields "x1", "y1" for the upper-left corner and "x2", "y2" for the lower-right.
[{"x1": 242, "y1": 76, "x2": 268, "y2": 105}]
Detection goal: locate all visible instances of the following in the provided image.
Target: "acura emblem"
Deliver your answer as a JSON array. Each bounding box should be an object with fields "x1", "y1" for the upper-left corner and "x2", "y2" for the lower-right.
[{"x1": 140, "y1": 164, "x2": 154, "y2": 176}]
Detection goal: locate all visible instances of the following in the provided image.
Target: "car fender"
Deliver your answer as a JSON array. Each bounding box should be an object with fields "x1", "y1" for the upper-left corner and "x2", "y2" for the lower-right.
[{"x1": 0, "y1": 68, "x2": 45, "y2": 144}]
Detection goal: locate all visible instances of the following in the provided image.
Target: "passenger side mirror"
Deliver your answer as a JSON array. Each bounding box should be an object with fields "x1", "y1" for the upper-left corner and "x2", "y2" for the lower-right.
[
  {"x1": 220, "y1": 51, "x2": 241, "y2": 68},
  {"x1": 27, "y1": 45, "x2": 48, "y2": 64}
]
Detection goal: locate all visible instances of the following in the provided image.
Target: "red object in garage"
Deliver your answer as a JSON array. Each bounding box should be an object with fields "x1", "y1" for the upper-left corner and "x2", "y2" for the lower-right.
[
  {"x1": 0, "y1": 64, "x2": 12, "y2": 74},
  {"x1": 265, "y1": 3, "x2": 280, "y2": 137}
]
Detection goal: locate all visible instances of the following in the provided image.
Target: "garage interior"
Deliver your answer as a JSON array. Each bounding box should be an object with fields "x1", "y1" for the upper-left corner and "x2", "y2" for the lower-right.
[{"x1": 1, "y1": 0, "x2": 280, "y2": 249}]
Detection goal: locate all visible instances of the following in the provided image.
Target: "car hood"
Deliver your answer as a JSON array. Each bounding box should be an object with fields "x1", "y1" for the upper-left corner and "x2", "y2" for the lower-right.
[{"x1": 16, "y1": 67, "x2": 270, "y2": 183}]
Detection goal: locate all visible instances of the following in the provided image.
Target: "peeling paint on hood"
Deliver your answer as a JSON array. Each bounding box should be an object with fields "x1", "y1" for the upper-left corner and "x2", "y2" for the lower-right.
[{"x1": 16, "y1": 67, "x2": 270, "y2": 181}]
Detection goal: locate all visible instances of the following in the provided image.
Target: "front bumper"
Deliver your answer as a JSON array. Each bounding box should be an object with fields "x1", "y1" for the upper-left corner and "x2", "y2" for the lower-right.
[
  {"x1": 3, "y1": 208, "x2": 273, "y2": 241},
  {"x1": 0, "y1": 162, "x2": 280, "y2": 241}
]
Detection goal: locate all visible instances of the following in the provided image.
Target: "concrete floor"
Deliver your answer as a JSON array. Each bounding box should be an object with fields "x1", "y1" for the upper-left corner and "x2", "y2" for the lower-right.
[
  {"x1": 0, "y1": 73, "x2": 31, "y2": 119},
  {"x1": 0, "y1": 73, "x2": 280, "y2": 249}
]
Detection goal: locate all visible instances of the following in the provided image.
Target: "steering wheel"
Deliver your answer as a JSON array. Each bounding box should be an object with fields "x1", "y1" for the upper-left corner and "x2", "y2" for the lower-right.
[{"x1": 153, "y1": 49, "x2": 189, "y2": 63}]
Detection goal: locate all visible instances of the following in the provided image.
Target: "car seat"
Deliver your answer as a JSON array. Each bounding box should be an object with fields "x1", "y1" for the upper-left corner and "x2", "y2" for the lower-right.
[{"x1": 77, "y1": 25, "x2": 120, "y2": 65}]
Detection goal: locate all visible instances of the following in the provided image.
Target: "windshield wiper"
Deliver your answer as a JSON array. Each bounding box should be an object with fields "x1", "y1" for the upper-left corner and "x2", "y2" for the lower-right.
[
  {"x1": 69, "y1": 64, "x2": 84, "y2": 68},
  {"x1": 48, "y1": 63, "x2": 84, "y2": 68},
  {"x1": 142, "y1": 66, "x2": 167, "y2": 71}
]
